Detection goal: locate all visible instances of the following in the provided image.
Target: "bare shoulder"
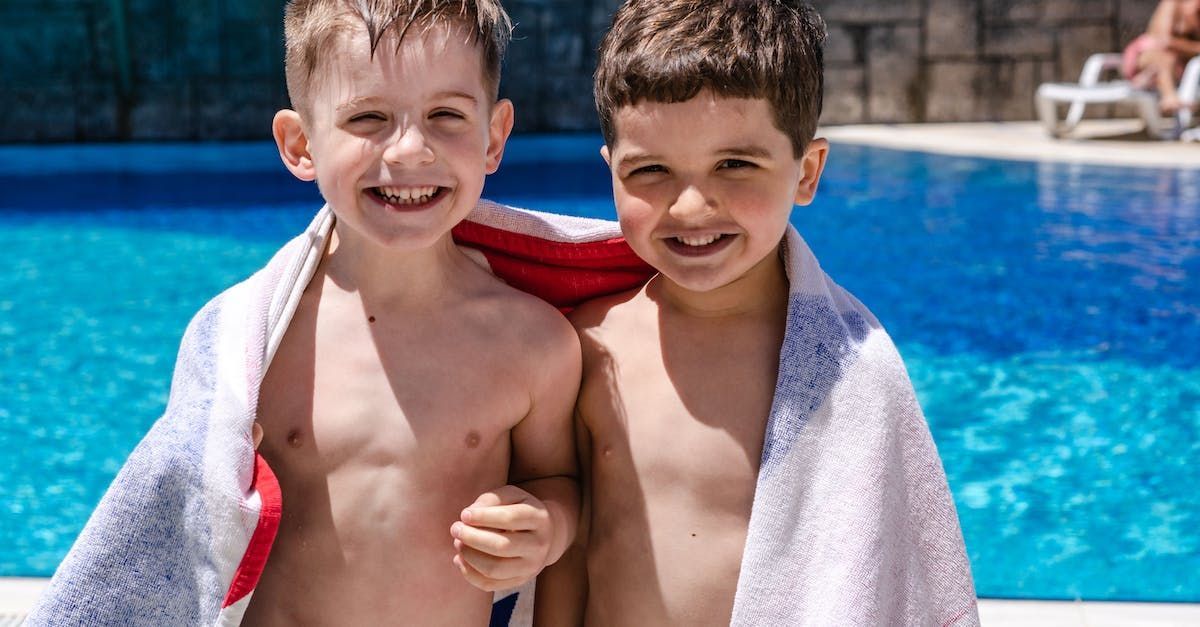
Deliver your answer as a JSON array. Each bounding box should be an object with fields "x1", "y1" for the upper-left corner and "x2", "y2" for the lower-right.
[
  {"x1": 567, "y1": 285, "x2": 647, "y2": 346},
  {"x1": 469, "y1": 276, "x2": 580, "y2": 374}
]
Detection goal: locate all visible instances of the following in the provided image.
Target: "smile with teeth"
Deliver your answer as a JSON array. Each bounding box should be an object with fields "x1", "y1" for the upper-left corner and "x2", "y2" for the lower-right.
[
  {"x1": 674, "y1": 234, "x2": 727, "y2": 247},
  {"x1": 369, "y1": 185, "x2": 444, "y2": 205}
]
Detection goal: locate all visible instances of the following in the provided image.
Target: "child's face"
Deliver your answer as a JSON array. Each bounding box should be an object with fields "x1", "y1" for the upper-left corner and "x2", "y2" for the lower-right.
[
  {"x1": 602, "y1": 92, "x2": 827, "y2": 293},
  {"x1": 276, "y1": 22, "x2": 512, "y2": 251}
]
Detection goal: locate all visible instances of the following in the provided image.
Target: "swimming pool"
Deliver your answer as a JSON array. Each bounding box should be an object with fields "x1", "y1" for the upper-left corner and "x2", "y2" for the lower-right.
[{"x1": 1, "y1": 137, "x2": 1197, "y2": 601}]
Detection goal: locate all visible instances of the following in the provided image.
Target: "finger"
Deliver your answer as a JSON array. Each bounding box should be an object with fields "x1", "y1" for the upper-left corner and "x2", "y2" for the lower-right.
[
  {"x1": 468, "y1": 484, "x2": 534, "y2": 509},
  {"x1": 452, "y1": 522, "x2": 528, "y2": 557},
  {"x1": 459, "y1": 546, "x2": 531, "y2": 581},
  {"x1": 462, "y1": 504, "x2": 545, "y2": 531},
  {"x1": 453, "y1": 553, "x2": 530, "y2": 592}
]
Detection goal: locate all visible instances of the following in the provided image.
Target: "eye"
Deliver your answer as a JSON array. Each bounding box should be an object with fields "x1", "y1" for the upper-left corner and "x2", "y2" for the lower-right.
[
  {"x1": 629, "y1": 164, "x2": 667, "y2": 176},
  {"x1": 348, "y1": 112, "x2": 386, "y2": 123},
  {"x1": 718, "y1": 159, "x2": 755, "y2": 170},
  {"x1": 430, "y1": 109, "x2": 466, "y2": 120}
]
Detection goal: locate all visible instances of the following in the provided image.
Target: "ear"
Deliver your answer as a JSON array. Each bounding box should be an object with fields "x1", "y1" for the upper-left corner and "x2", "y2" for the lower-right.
[
  {"x1": 600, "y1": 144, "x2": 612, "y2": 167},
  {"x1": 273, "y1": 109, "x2": 316, "y2": 182},
  {"x1": 485, "y1": 99, "x2": 516, "y2": 175},
  {"x1": 793, "y1": 138, "x2": 829, "y2": 206}
]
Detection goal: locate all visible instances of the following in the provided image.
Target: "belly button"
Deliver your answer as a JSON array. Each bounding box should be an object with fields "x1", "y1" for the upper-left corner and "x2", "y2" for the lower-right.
[
  {"x1": 287, "y1": 429, "x2": 304, "y2": 448},
  {"x1": 465, "y1": 430, "x2": 481, "y2": 449}
]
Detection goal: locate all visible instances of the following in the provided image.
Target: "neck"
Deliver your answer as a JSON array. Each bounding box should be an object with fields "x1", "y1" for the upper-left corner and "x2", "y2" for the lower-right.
[
  {"x1": 322, "y1": 221, "x2": 472, "y2": 307},
  {"x1": 651, "y1": 245, "x2": 790, "y2": 320}
]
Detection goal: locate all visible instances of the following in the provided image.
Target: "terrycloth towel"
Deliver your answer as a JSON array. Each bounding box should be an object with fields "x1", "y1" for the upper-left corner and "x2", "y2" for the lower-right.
[
  {"x1": 729, "y1": 225, "x2": 979, "y2": 626},
  {"x1": 28, "y1": 201, "x2": 978, "y2": 626},
  {"x1": 26, "y1": 202, "x2": 651, "y2": 626}
]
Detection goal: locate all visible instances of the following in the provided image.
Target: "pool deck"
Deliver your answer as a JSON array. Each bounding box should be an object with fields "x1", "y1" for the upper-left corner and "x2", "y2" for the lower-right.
[
  {"x1": 1, "y1": 575, "x2": 1198, "y2": 625},
  {"x1": 3, "y1": 120, "x2": 1198, "y2": 624},
  {"x1": 821, "y1": 119, "x2": 1200, "y2": 169}
]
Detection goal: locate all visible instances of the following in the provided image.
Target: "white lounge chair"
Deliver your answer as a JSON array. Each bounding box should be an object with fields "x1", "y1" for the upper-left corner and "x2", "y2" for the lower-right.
[{"x1": 1035, "y1": 52, "x2": 1200, "y2": 140}]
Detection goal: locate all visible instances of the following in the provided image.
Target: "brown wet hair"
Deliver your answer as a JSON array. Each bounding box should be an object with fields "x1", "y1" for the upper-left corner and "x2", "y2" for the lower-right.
[{"x1": 595, "y1": 0, "x2": 826, "y2": 156}]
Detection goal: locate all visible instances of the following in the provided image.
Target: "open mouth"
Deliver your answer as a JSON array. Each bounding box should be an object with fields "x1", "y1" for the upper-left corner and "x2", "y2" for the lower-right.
[
  {"x1": 663, "y1": 233, "x2": 736, "y2": 256},
  {"x1": 367, "y1": 185, "x2": 448, "y2": 210}
]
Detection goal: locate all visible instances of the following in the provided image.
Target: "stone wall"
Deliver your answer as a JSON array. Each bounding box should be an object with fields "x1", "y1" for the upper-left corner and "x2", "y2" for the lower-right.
[{"x1": 0, "y1": 0, "x2": 1164, "y2": 141}]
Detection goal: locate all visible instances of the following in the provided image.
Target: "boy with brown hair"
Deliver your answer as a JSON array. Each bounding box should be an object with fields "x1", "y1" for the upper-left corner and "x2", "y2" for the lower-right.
[
  {"x1": 538, "y1": 1, "x2": 980, "y2": 625},
  {"x1": 29, "y1": 1, "x2": 582, "y2": 624}
]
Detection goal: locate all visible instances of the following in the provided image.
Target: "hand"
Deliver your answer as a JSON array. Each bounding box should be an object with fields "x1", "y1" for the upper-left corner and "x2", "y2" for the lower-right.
[{"x1": 450, "y1": 485, "x2": 555, "y2": 592}]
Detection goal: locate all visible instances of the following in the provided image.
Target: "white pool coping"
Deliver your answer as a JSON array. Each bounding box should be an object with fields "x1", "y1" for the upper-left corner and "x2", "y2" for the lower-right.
[
  {"x1": 2, "y1": 576, "x2": 1198, "y2": 625},
  {"x1": 819, "y1": 120, "x2": 1200, "y2": 169}
]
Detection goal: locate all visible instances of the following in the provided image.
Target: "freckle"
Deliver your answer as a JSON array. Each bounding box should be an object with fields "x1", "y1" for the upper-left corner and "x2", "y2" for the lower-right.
[
  {"x1": 465, "y1": 430, "x2": 481, "y2": 449},
  {"x1": 287, "y1": 429, "x2": 303, "y2": 448}
]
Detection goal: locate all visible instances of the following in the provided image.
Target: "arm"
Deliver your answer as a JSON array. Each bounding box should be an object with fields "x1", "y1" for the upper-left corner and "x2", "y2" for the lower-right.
[
  {"x1": 1147, "y1": 0, "x2": 1178, "y2": 40},
  {"x1": 451, "y1": 313, "x2": 583, "y2": 591},
  {"x1": 1167, "y1": 37, "x2": 1200, "y2": 55},
  {"x1": 534, "y1": 409, "x2": 593, "y2": 626}
]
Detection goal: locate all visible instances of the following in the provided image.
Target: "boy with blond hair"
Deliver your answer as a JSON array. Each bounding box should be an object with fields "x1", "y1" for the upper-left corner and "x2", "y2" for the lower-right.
[
  {"x1": 30, "y1": 1, "x2": 583, "y2": 624},
  {"x1": 538, "y1": 1, "x2": 980, "y2": 625}
]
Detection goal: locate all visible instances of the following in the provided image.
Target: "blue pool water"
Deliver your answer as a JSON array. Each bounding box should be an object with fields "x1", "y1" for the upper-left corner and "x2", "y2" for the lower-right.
[{"x1": 1, "y1": 138, "x2": 1197, "y2": 600}]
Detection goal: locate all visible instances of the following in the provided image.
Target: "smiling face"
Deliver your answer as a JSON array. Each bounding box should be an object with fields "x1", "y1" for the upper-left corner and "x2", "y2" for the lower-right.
[
  {"x1": 603, "y1": 92, "x2": 827, "y2": 294},
  {"x1": 275, "y1": 21, "x2": 513, "y2": 253}
]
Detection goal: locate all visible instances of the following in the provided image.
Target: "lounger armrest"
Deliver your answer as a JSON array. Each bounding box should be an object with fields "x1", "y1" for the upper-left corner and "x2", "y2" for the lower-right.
[
  {"x1": 1180, "y1": 55, "x2": 1200, "y2": 105},
  {"x1": 1079, "y1": 53, "x2": 1123, "y2": 86}
]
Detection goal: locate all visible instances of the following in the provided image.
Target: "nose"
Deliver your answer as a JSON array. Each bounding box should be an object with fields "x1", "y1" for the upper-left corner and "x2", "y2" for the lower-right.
[
  {"x1": 668, "y1": 184, "x2": 716, "y2": 222},
  {"x1": 382, "y1": 123, "x2": 435, "y2": 167}
]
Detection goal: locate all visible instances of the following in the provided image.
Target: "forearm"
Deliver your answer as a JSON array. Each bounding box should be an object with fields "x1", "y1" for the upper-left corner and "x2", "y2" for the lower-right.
[
  {"x1": 534, "y1": 542, "x2": 587, "y2": 627},
  {"x1": 515, "y1": 475, "x2": 579, "y2": 567},
  {"x1": 1168, "y1": 38, "x2": 1200, "y2": 56}
]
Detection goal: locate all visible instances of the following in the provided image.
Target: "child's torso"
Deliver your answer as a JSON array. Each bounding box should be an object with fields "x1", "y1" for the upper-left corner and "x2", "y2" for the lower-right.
[
  {"x1": 243, "y1": 273, "x2": 537, "y2": 625},
  {"x1": 575, "y1": 289, "x2": 785, "y2": 626}
]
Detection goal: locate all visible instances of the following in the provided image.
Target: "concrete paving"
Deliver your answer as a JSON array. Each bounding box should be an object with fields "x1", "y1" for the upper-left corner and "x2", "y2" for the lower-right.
[{"x1": 821, "y1": 120, "x2": 1200, "y2": 169}]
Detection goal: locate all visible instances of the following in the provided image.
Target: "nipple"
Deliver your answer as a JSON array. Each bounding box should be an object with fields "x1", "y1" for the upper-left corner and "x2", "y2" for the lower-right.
[
  {"x1": 464, "y1": 430, "x2": 482, "y2": 449},
  {"x1": 368, "y1": 316, "x2": 376, "y2": 324},
  {"x1": 286, "y1": 429, "x2": 304, "y2": 448}
]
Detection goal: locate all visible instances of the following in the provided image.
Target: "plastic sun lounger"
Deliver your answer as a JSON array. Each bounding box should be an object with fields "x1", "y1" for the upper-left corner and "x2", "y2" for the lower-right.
[{"x1": 1035, "y1": 52, "x2": 1200, "y2": 140}]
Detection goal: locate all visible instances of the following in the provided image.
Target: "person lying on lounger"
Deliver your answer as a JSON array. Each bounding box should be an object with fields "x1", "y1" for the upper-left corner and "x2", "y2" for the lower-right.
[{"x1": 1123, "y1": 0, "x2": 1200, "y2": 113}]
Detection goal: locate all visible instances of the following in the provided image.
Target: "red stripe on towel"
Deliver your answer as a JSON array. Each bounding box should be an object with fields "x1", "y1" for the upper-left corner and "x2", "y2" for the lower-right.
[
  {"x1": 452, "y1": 220, "x2": 654, "y2": 311},
  {"x1": 222, "y1": 453, "x2": 283, "y2": 608}
]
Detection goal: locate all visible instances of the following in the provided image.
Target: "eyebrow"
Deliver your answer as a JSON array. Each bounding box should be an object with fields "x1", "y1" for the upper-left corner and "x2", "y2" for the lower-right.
[
  {"x1": 617, "y1": 145, "x2": 773, "y2": 170},
  {"x1": 334, "y1": 96, "x2": 384, "y2": 115},
  {"x1": 716, "y1": 145, "x2": 772, "y2": 159},
  {"x1": 333, "y1": 91, "x2": 478, "y2": 115},
  {"x1": 432, "y1": 90, "x2": 479, "y2": 104}
]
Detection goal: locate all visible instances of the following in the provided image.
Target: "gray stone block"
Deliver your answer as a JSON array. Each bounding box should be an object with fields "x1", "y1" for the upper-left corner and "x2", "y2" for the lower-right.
[
  {"x1": 825, "y1": 24, "x2": 860, "y2": 65},
  {"x1": 128, "y1": 83, "x2": 195, "y2": 140},
  {"x1": 1117, "y1": 0, "x2": 1159, "y2": 43},
  {"x1": 868, "y1": 26, "x2": 922, "y2": 122},
  {"x1": 1043, "y1": 0, "x2": 1116, "y2": 22},
  {"x1": 984, "y1": 0, "x2": 1043, "y2": 22},
  {"x1": 925, "y1": 61, "x2": 985, "y2": 121},
  {"x1": 1057, "y1": 24, "x2": 1116, "y2": 80},
  {"x1": 221, "y1": 21, "x2": 282, "y2": 78},
  {"x1": 540, "y1": 74, "x2": 599, "y2": 132},
  {"x1": 819, "y1": 0, "x2": 923, "y2": 23},
  {"x1": 75, "y1": 83, "x2": 122, "y2": 142},
  {"x1": 821, "y1": 64, "x2": 866, "y2": 125},
  {"x1": 926, "y1": 0, "x2": 979, "y2": 57},
  {"x1": 0, "y1": 85, "x2": 77, "y2": 142},
  {"x1": 985, "y1": 60, "x2": 1037, "y2": 120},
  {"x1": 984, "y1": 23, "x2": 1054, "y2": 57}
]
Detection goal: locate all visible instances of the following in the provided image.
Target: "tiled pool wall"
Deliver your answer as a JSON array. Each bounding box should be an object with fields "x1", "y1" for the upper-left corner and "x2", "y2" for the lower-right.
[{"x1": 0, "y1": 0, "x2": 1162, "y2": 142}]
